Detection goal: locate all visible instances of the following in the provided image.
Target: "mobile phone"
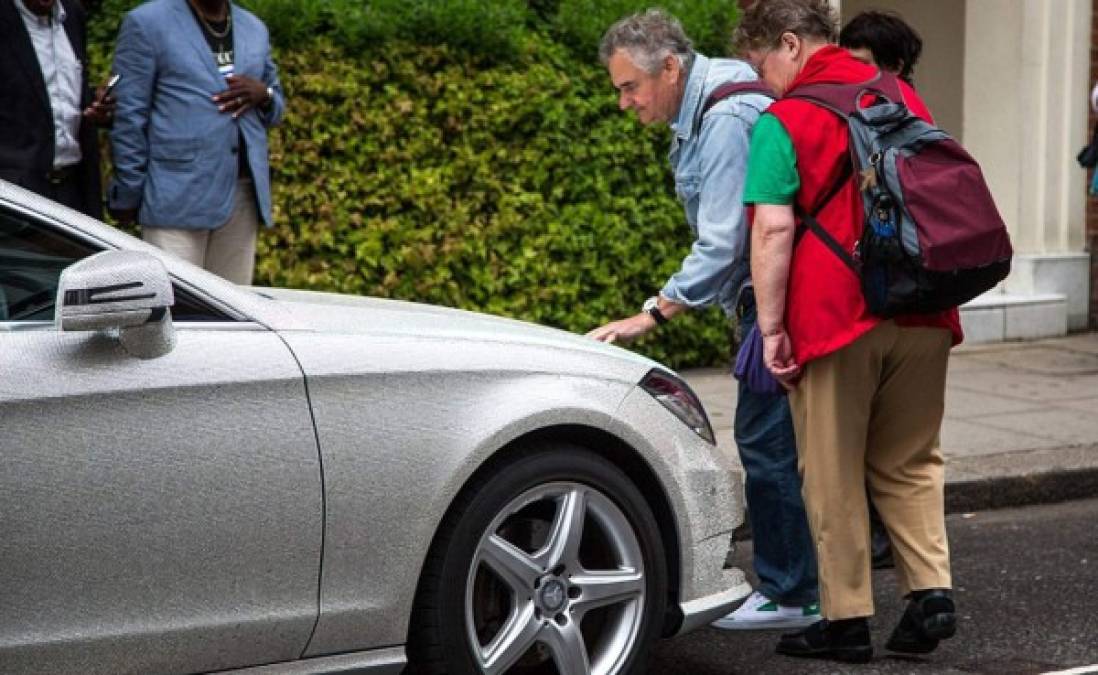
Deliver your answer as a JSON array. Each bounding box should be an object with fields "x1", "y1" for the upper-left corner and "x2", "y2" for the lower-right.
[{"x1": 99, "y1": 74, "x2": 121, "y2": 101}]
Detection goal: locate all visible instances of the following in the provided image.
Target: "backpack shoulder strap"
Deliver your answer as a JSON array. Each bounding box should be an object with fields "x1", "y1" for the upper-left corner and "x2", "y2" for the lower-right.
[
  {"x1": 781, "y1": 71, "x2": 905, "y2": 275},
  {"x1": 794, "y1": 161, "x2": 860, "y2": 274},
  {"x1": 701, "y1": 81, "x2": 777, "y2": 116},
  {"x1": 694, "y1": 81, "x2": 775, "y2": 135},
  {"x1": 785, "y1": 71, "x2": 904, "y2": 118}
]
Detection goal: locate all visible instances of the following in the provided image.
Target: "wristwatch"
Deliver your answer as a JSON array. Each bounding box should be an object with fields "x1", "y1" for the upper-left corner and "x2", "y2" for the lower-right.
[{"x1": 642, "y1": 296, "x2": 668, "y2": 325}]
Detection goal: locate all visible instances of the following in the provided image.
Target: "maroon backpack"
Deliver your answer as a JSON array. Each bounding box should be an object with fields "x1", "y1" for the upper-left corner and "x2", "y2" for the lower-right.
[{"x1": 788, "y1": 73, "x2": 1013, "y2": 317}]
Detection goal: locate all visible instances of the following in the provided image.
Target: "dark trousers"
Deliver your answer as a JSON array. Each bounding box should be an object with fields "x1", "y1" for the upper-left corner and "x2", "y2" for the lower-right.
[
  {"x1": 41, "y1": 169, "x2": 88, "y2": 215},
  {"x1": 734, "y1": 293, "x2": 819, "y2": 606}
]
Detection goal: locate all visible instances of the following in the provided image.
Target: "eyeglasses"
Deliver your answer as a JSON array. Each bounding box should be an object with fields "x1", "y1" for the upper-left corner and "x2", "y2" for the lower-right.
[{"x1": 748, "y1": 48, "x2": 776, "y2": 78}]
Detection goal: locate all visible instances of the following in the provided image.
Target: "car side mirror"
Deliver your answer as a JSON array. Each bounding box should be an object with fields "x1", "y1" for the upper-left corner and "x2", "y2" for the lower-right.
[{"x1": 56, "y1": 250, "x2": 176, "y2": 359}]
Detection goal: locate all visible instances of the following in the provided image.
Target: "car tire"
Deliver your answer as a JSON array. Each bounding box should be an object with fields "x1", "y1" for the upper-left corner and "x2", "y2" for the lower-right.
[{"x1": 407, "y1": 443, "x2": 668, "y2": 675}]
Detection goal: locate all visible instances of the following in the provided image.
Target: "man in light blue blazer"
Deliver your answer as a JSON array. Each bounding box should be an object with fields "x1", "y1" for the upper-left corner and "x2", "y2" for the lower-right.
[{"x1": 108, "y1": 0, "x2": 284, "y2": 284}]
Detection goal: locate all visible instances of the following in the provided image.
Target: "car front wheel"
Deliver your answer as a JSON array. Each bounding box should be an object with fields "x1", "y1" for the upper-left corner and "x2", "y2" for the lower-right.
[{"x1": 408, "y1": 444, "x2": 668, "y2": 675}]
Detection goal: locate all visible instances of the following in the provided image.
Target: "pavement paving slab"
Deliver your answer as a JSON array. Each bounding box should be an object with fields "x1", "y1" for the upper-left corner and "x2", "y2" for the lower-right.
[
  {"x1": 941, "y1": 387, "x2": 1046, "y2": 420},
  {"x1": 947, "y1": 369, "x2": 1098, "y2": 403},
  {"x1": 939, "y1": 417, "x2": 1066, "y2": 458},
  {"x1": 963, "y1": 347, "x2": 1098, "y2": 376}
]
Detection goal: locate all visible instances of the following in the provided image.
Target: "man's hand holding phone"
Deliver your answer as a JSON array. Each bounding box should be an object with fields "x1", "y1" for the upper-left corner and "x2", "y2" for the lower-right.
[{"x1": 84, "y1": 74, "x2": 120, "y2": 127}]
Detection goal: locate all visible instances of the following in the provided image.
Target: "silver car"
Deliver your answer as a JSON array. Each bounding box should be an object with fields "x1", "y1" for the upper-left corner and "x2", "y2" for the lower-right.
[{"x1": 0, "y1": 180, "x2": 749, "y2": 675}]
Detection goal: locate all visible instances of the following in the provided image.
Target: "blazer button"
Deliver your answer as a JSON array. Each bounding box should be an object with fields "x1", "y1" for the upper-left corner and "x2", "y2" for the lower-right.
[{"x1": 231, "y1": 146, "x2": 239, "y2": 154}]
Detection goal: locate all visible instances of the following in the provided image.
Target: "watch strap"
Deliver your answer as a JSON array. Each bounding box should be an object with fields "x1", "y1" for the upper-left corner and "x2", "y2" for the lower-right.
[{"x1": 644, "y1": 297, "x2": 669, "y2": 325}]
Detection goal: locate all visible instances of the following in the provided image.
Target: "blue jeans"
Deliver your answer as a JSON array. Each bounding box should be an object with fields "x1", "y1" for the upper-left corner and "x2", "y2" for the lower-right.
[{"x1": 734, "y1": 299, "x2": 819, "y2": 606}]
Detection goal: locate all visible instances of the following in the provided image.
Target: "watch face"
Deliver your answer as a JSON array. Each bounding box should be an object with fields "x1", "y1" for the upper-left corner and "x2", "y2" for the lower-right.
[{"x1": 642, "y1": 296, "x2": 666, "y2": 324}]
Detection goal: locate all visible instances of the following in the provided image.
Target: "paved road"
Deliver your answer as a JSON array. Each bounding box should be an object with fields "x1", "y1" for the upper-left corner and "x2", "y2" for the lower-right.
[{"x1": 651, "y1": 498, "x2": 1098, "y2": 674}]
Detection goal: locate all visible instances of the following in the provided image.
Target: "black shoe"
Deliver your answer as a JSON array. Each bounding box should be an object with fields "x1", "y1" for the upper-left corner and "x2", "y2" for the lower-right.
[
  {"x1": 886, "y1": 589, "x2": 957, "y2": 654},
  {"x1": 776, "y1": 618, "x2": 873, "y2": 663}
]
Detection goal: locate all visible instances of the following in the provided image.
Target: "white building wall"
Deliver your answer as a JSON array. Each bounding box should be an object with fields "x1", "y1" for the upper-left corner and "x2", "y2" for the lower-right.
[
  {"x1": 834, "y1": 0, "x2": 1092, "y2": 332},
  {"x1": 964, "y1": 0, "x2": 1090, "y2": 329}
]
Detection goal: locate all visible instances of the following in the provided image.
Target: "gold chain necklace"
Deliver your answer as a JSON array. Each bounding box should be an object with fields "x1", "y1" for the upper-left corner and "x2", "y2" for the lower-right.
[{"x1": 189, "y1": 0, "x2": 232, "y2": 40}]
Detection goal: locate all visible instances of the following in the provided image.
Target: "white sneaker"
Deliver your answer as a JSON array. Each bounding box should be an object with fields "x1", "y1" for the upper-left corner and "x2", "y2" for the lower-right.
[{"x1": 710, "y1": 590, "x2": 821, "y2": 630}]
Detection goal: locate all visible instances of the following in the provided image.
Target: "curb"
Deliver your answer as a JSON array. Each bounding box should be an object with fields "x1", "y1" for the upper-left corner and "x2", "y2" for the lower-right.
[{"x1": 945, "y1": 467, "x2": 1098, "y2": 513}]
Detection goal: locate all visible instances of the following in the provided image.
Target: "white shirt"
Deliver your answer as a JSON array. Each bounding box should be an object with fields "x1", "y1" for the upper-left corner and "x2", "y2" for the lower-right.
[{"x1": 14, "y1": 0, "x2": 83, "y2": 169}]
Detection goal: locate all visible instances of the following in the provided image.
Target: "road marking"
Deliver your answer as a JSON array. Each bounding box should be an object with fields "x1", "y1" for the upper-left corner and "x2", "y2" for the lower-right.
[{"x1": 1042, "y1": 666, "x2": 1098, "y2": 675}]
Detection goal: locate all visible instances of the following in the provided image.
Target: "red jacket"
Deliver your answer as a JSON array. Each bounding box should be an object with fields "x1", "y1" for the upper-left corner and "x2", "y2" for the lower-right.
[{"x1": 765, "y1": 46, "x2": 963, "y2": 365}]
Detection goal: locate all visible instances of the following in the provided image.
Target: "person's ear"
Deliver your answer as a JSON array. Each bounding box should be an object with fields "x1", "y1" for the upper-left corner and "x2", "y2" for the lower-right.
[
  {"x1": 663, "y1": 53, "x2": 680, "y2": 78},
  {"x1": 780, "y1": 31, "x2": 800, "y2": 59}
]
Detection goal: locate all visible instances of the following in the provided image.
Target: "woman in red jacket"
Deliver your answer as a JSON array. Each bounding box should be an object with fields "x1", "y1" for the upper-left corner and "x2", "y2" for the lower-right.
[{"x1": 734, "y1": 0, "x2": 961, "y2": 663}]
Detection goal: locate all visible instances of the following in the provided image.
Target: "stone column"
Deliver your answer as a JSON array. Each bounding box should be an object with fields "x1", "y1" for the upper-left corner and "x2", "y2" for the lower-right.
[
  {"x1": 964, "y1": 0, "x2": 1092, "y2": 330},
  {"x1": 1088, "y1": 0, "x2": 1098, "y2": 327}
]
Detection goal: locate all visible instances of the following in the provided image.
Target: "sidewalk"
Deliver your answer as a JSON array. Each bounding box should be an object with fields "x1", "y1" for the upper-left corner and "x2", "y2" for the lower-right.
[{"x1": 681, "y1": 332, "x2": 1098, "y2": 514}]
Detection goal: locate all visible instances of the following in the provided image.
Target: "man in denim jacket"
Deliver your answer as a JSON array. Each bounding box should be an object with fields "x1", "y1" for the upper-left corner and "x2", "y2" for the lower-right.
[{"x1": 588, "y1": 9, "x2": 820, "y2": 634}]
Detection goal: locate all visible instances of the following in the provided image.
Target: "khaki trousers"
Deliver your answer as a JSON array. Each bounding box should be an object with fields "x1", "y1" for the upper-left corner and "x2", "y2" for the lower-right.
[
  {"x1": 788, "y1": 320, "x2": 953, "y2": 619},
  {"x1": 143, "y1": 178, "x2": 259, "y2": 285}
]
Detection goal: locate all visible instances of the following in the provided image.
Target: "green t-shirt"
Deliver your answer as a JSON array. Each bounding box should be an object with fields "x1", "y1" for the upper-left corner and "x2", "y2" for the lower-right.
[{"x1": 743, "y1": 113, "x2": 799, "y2": 206}]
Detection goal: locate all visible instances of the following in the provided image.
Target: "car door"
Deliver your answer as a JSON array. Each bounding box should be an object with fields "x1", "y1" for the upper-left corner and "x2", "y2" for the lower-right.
[{"x1": 0, "y1": 204, "x2": 323, "y2": 674}]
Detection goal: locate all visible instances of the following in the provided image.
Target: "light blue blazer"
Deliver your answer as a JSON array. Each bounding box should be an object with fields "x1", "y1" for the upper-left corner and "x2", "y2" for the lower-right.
[{"x1": 108, "y1": 0, "x2": 284, "y2": 229}]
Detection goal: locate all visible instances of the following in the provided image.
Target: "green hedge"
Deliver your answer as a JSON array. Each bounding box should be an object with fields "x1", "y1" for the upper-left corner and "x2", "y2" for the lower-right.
[
  {"x1": 87, "y1": 2, "x2": 742, "y2": 369},
  {"x1": 241, "y1": 0, "x2": 530, "y2": 60},
  {"x1": 90, "y1": 0, "x2": 738, "y2": 64},
  {"x1": 551, "y1": 0, "x2": 741, "y2": 61}
]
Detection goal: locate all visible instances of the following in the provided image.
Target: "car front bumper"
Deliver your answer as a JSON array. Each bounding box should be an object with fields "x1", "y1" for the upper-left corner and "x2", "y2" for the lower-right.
[
  {"x1": 611, "y1": 386, "x2": 753, "y2": 636},
  {"x1": 674, "y1": 547, "x2": 752, "y2": 635}
]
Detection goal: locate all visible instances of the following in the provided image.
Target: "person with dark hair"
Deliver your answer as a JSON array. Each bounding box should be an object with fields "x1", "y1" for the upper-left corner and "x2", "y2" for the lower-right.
[
  {"x1": 839, "y1": 10, "x2": 923, "y2": 85},
  {"x1": 736, "y1": 0, "x2": 962, "y2": 663}
]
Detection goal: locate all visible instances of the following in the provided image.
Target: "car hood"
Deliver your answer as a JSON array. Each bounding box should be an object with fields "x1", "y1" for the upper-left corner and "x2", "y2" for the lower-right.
[{"x1": 252, "y1": 287, "x2": 661, "y2": 376}]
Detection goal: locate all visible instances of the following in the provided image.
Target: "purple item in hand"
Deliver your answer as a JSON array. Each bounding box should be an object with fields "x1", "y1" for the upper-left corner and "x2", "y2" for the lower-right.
[{"x1": 733, "y1": 323, "x2": 785, "y2": 396}]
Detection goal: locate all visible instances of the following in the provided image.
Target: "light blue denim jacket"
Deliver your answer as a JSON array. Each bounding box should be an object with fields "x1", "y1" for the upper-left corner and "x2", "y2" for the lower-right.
[{"x1": 661, "y1": 55, "x2": 771, "y2": 317}]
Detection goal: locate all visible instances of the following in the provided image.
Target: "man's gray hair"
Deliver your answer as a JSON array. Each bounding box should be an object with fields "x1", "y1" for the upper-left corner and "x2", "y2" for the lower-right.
[{"x1": 599, "y1": 8, "x2": 695, "y2": 74}]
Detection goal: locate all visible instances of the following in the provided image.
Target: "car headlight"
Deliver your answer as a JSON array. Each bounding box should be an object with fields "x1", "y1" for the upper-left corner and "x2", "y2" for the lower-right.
[{"x1": 639, "y1": 368, "x2": 716, "y2": 445}]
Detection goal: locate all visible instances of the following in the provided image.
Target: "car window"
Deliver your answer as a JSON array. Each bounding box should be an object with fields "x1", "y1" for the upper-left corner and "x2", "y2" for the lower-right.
[
  {"x1": 171, "y1": 285, "x2": 233, "y2": 322},
  {"x1": 0, "y1": 207, "x2": 232, "y2": 323},
  {"x1": 0, "y1": 208, "x2": 94, "y2": 321}
]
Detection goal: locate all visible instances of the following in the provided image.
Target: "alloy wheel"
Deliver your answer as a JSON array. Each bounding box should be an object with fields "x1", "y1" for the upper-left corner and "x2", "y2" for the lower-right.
[{"x1": 464, "y1": 482, "x2": 646, "y2": 675}]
